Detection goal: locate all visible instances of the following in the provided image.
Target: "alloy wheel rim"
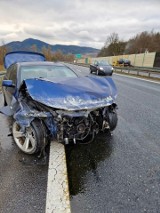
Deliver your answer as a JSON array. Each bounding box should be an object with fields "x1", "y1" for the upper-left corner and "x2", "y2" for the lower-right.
[{"x1": 12, "y1": 122, "x2": 37, "y2": 153}]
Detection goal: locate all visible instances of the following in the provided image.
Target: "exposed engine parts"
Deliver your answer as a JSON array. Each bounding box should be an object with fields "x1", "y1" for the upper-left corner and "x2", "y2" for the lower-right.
[
  {"x1": 46, "y1": 105, "x2": 118, "y2": 145},
  {"x1": 13, "y1": 98, "x2": 118, "y2": 147}
]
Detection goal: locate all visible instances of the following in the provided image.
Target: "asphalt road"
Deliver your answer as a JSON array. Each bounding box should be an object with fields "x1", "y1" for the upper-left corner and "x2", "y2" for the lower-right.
[
  {"x1": 0, "y1": 64, "x2": 160, "y2": 213},
  {"x1": 66, "y1": 64, "x2": 160, "y2": 213}
]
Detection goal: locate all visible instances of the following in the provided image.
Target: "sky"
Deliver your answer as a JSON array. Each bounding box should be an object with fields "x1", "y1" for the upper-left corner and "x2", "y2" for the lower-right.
[{"x1": 0, "y1": 0, "x2": 160, "y2": 49}]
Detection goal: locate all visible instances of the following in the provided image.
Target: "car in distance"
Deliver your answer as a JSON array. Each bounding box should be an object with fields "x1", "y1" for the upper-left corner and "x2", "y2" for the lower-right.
[
  {"x1": 90, "y1": 60, "x2": 114, "y2": 76},
  {"x1": 118, "y1": 58, "x2": 131, "y2": 66},
  {"x1": 1, "y1": 51, "x2": 118, "y2": 155}
]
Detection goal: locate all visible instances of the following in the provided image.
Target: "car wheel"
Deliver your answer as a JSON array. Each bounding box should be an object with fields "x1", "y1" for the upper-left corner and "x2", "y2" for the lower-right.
[
  {"x1": 108, "y1": 110, "x2": 118, "y2": 131},
  {"x1": 4, "y1": 97, "x2": 7, "y2": 106},
  {"x1": 96, "y1": 69, "x2": 99, "y2": 75},
  {"x1": 12, "y1": 119, "x2": 46, "y2": 154}
]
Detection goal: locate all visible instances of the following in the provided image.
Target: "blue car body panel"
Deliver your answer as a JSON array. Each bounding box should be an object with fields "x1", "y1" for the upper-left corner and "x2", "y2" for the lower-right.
[
  {"x1": 23, "y1": 76, "x2": 117, "y2": 111},
  {"x1": 4, "y1": 51, "x2": 45, "y2": 69}
]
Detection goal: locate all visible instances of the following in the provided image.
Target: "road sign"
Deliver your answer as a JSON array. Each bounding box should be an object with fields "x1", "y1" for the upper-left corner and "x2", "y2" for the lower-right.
[{"x1": 75, "y1": 54, "x2": 82, "y2": 59}]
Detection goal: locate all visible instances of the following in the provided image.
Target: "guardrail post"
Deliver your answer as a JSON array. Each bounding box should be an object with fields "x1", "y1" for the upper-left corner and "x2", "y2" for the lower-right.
[
  {"x1": 133, "y1": 54, "x2": 137, "y2": 66},
  {"x1": 142, "y1": 52, "x2": 145, "y2": 67}
]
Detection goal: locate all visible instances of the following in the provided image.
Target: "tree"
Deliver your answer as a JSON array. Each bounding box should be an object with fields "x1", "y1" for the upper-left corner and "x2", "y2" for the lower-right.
[
  {"x1": 0, "y1": 40, "x2": 10, "y2": 66},
  {"x1": 125, "y1": 31, "x2": 160, "y2": 54},
  {"x1": 98, "y1": 33, "x2": 126, "y2": 56},
  {"x1": 52, "y1": 50, "x2": 64, "y2": 61},
  {"x1": 105, "y1": 32, "x2": 119, "y2": 47},
  {"x1": 42, "y1": 45, "x2": 52, "y2": 61},
  {"x1": 64, "y1": 53, "x2": 74, "y2": 62},
  {"x1": 41, "y1": 45, "x2": 75, "y2": 62}
]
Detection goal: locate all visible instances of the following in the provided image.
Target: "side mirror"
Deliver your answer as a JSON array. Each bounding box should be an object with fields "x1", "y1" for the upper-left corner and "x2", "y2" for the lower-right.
[{"x1": 2, "y1": 80, "x2": 15, "y2": 87}]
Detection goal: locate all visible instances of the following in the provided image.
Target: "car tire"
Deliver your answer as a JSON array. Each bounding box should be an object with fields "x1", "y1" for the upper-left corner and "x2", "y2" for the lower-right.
[
  {"x1": 108, "y1": 110, "x2": 118, "y2": 131},
  {"x1": 96, "y1": 69, "x2": 99, "y2": 75},
  {"x1": 12, "y1": 119, "x2": 46, "y2": 154},
  {"x1": 4, "y1": 97, "x2": 7, "y2": 106}
]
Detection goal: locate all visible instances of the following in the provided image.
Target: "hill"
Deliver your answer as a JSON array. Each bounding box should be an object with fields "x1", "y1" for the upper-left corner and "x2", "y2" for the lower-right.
[{"x1": 3, "y1": 38, "x2": 99, "y2": 55}]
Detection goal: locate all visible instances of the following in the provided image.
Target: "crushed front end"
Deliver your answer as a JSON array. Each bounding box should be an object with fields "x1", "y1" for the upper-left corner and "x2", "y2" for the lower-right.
[{"x1": 1, "y1": 75, "x2": 118, "y2": 154}]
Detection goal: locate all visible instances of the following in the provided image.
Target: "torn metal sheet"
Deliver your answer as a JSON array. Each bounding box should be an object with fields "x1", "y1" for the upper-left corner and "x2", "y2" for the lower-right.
[{"x1": 0, "y1": 96, "x2": 19, "y2": 116}]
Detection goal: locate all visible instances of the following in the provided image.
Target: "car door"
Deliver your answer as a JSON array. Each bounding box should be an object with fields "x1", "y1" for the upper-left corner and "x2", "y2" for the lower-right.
[
  {"x1": 3, "y1": 64, "x2": 17, "y2": 105},
  {"x1": 90, "y1": 61, "x2": 98, "y2": 73},
  {"x1": 93, "y1": 61, "x2": 99, "y2": 72},
  {"x1": 90, "y1": 62, "x2": 95, "y2": 72}
]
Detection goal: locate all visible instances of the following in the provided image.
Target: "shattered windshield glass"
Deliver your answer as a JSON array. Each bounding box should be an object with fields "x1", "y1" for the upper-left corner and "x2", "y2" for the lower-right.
[{"x1": 20, "y1": 65, "x2": 77, "y2": 82}]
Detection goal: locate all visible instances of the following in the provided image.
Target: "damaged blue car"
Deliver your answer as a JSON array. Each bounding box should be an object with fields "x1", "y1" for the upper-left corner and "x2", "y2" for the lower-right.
[{"x1": 1, "y1": 51, "x2": 118, "y2": 154}]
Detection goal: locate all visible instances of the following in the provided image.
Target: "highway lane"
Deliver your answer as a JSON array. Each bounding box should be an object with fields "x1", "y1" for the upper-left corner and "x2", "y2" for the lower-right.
[{"x1": 66, "y1": 64, "x2": 160, "y2": 213}]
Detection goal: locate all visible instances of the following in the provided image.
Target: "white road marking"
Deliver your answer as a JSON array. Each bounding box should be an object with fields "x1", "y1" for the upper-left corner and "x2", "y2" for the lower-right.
[
  {"x1": 45, "y1": 141, "x2": 71, "y2": 213},
  {"x1": 114, "y1": 73, "x2": 160, "y2": 84}
]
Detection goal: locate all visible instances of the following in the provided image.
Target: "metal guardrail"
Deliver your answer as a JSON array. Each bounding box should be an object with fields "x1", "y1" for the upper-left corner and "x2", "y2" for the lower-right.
[
  {"x1": 114, "y1": 66, "x2": 160, "y2": 78},
  {"x1": 74, "y1": 63, "x2": 160, "y2": 79}
]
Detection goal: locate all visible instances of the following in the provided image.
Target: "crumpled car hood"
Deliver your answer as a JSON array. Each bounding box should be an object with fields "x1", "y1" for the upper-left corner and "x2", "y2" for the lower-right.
[{"x1": 22, "y1": 76, "x2": 117, "y2": 111}]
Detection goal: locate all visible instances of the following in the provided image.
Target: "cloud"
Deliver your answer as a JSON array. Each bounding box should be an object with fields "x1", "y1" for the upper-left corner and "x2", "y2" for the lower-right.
[
  {"x1": 24, "y1": 26, "x2": 55, "y2": 40},
  {"x1": 0, "y1": 0, "x2": 160, "y2": 48}
]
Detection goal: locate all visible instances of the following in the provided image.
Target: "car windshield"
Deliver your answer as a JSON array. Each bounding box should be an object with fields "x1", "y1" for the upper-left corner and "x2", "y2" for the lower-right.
[
  {"x1": 20, "y1": 65, "x2": 77, "y2": 82},
  {"x1": 99, "y1": 61, "x2": 110, "y2": 66}
]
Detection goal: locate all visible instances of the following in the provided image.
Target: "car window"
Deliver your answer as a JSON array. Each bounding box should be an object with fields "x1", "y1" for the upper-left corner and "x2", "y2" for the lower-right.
[
  {"x1": 99, "y1": 61, "x2": 110, "y2": 66},
  {"x1": 20, "y1": 65, "x2": 77, "y2": 82},
  {"x1": 5, "y1": 65, "x2": 13, "y2": 79},
  {"x1": 94, "y1": 61, "x2": 99, "y2": 65}
]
